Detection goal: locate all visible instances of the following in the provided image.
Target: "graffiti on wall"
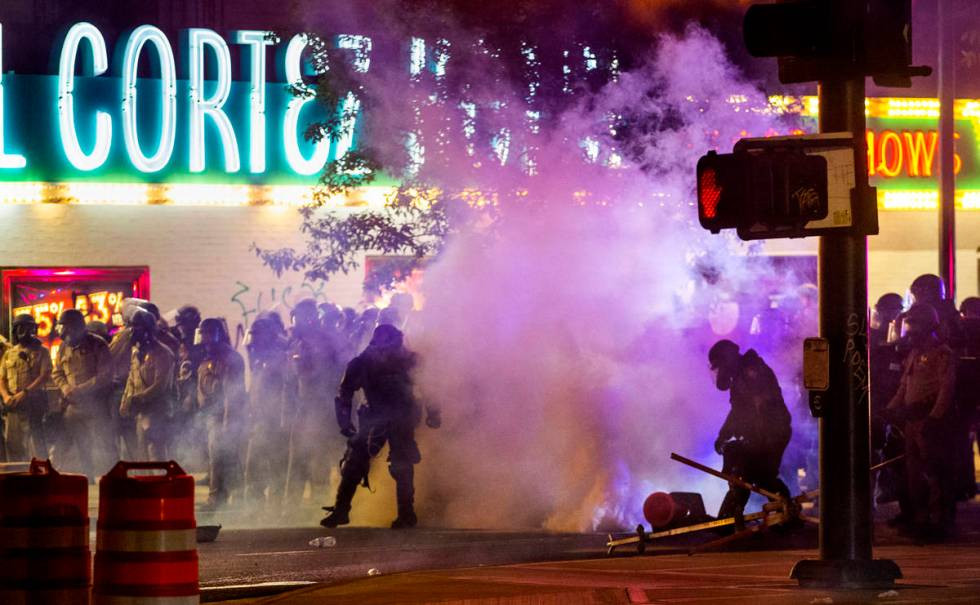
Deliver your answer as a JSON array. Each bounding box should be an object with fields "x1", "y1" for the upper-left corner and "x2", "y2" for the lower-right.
[{"x1": 229, "y1": 279, "x2": 330, "y2": 341}]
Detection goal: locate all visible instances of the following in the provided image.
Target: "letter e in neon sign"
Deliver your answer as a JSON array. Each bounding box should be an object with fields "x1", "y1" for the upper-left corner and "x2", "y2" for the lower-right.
[
  {"x1": 0, "y1": 23, "x2": 27, "y2": 169},
  {"x1": 121, "y1": 26, "x2": 177, "y2": 173},
  {"x1": 58, "y1": 22, "x2": 112, "y2": 171},
  {"x1": 283, "y1": 34, "x2": 329, "y2": 176},
  {"x1": 187, "y1": 28, "x2": 240, "y2": 173}
]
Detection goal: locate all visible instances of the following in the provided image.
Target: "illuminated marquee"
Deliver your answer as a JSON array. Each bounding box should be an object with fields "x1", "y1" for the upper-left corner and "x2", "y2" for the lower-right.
[
  {"x1": 0, "y1": 21, "x2": 978, "y2": 211},
  {"x1": 0, "y1": 22, "x2": 364, "y2": 186},
  {"x1": 795, "y1": 96, "x2": 980, "y2": 210}
]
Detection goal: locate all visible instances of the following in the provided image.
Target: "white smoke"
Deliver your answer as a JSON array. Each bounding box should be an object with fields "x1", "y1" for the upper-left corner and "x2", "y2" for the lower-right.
[{"x1": 401, "y1": 26, "x2": 805, "y2": 531}]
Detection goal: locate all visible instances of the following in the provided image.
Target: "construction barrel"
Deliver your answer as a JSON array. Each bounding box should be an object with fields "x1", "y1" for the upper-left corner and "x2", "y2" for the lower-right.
[
  {"x1": 0, "y1": 458, "x2": 91, "y2": 605},
  {"x1": 93, "y1": 461, "x2": 199, "y2": 605}
]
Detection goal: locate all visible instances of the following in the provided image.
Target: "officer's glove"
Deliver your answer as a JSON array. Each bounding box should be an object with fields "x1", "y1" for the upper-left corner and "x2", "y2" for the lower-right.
[
  {"x1": 425, "y1": 407, "x2": 442, "y2": 429},
  {"x1": 340, "y1": 423, "x2": 357, "y2": 438},
  {"x1": 713, "y1": 436, "x2": 727, "y2": 456}
]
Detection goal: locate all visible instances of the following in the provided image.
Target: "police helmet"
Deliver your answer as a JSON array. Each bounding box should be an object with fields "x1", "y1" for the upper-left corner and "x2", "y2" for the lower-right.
[
  {"x1": 369, "y1": 324, "x2": 404, "y2": 348},
  {"x1": 12, "y1": 314, "x2": 38, "y2": 329},
  {"x1": 875, "y1": 292, "x2": 904, "y2": 313},
  {"x1": 196, "y1": 317, "x2": 230, "y2": 346},
  {"x1": 708, "y1": 339, "x2": 740, "y2": 369},
  {"x1": 175, "y1": 305, "x2": 202, "y2": 328},
  {"x1": 291, "y1": 299, "x2": 318, "y2": 327},
  {"x1": 909, "y1": 274, "x2": 946, "y2": 305},
  {"x1": 130, "y1": 308, "x2": 158, "y2": 339}
]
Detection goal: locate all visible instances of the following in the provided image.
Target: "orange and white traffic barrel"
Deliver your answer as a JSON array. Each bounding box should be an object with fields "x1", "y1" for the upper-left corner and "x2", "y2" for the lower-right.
[
  {"x1": 93, "y1": 461, "x2": 198, "y2": 605},
  {"x1": 0, "y1": 458, "x2": 91, "y2": 605}
]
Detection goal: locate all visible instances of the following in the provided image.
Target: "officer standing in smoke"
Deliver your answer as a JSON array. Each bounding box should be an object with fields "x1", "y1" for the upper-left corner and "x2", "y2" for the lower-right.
[
  {"x1": 0, "y1": 314, "x2": 52, "y2": 461},
  {"x1": 708, "y1": 339, "x2": 792, "y2": 522},
  {"x1": 120, "y1": 309, "x2": 175, "y2": 460},
  {"x1": 284, "y1": 299, "x2": 344, "y2": 507},
  {"x1": 51, "y1": 309, "x2": 110, "y2": 477},
  {"x1": 321, "y1": 324, "x2": 441, "y2": 529},
  {"x1": 196, "y1": 318, "x2": 246, "y2": 508},
  {"x1": 243, "y1": 315, "x2": 289, "y2": 508}
]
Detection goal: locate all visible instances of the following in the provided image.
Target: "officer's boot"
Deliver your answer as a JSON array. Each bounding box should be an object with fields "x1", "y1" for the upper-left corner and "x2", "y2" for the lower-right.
[
  {"x1": 321, "y1": 450, "x2": 368, "y2": 528},
  {"x1": 390, "y1": 464, "x2": 417, "y2": 529},
  {"x1": 320, "y1": 475, "x2": 358, "y2": 528}
]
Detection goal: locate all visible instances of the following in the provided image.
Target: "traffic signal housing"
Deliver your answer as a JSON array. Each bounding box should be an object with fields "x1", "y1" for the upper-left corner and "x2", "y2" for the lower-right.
[
  {"x1": 696, "y1": 144, "x2": 831, "y2": 241},
  {"x1": 743, "y1": 0, "x2": 930, "y2": 86}
]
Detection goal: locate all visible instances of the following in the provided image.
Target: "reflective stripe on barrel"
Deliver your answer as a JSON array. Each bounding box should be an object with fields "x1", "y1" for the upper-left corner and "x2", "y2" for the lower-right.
[
  {"x1": 94, "y1": 461, "x2": 199, "y2": 605},
  {"x1": 0, "y1": 524, "x2": 89, "y2": 549},
  {"x1": 0, "y1": 587, "x2": 90, "y2": 605}
]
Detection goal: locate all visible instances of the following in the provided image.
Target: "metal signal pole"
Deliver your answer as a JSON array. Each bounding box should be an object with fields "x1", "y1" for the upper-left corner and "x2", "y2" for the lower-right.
[{"x1": 790, "y1": 0, "x2": 901, "y2": 590}]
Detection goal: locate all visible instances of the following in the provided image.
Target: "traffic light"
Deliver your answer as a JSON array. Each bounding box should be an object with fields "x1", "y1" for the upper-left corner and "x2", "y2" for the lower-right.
[
  {"x1": 742, "y1": 0, "x2": 833, "y2": 59},
  {"x1": 696, "y1": 146, "x2": 829, "y2": 240},
  {"x1": 697, "y1": 151, "x2": 740, "y2": 233},
  {"x1": 742, "y1": 0, "x2": 929, "y2": 86}
]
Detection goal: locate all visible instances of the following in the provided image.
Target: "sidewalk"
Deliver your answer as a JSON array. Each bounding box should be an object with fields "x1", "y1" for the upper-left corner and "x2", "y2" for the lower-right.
[
  {"x1": 227, "y1": 499, "x2": 980, "y2": 605},
  {"x1": 229, "y1": 542, "x2": 980, "y2": 604}
]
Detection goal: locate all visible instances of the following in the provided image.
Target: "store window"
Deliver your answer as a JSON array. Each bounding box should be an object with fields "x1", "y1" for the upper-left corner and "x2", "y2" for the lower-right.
[{"x1": 2, "y1": 266, "x2": 150, "y2": 354}]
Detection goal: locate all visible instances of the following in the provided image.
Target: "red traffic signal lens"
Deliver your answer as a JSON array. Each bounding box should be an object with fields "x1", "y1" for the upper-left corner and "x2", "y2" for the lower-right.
[{"x1": 699, "y1": 168, "x2": 722, "y2": 220}]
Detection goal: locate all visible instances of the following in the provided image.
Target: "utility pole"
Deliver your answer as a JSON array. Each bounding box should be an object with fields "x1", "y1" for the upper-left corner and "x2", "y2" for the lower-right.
[
  {"x1": 790, "y1": 77, "x2": 899, "y2": 588},
  {"x1": 736, "y1": 0, "x2": 928, "y2": 585},
  {"x1": 788, "y1": 0, "x2": 902, "y2": 588},
  {"x1": 938, "y1": 0, "x2": 956, "y2": 299}
]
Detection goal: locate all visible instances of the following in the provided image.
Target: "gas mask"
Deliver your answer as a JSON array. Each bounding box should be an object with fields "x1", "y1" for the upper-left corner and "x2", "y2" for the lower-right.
[{"x1": 12, "y1": 323, "x2": 38, "y2": 346}]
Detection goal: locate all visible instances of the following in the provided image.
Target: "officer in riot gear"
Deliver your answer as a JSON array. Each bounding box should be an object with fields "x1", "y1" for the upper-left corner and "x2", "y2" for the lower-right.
[
  {"x1": 243, "y1": 316, "x2": 289, "y2": 507},
  {"x1": 322, "y1": 324, "x2": 440, "y2": 529},
  {"x1": 107, "y1": 299, "x2": 143, "y2": 458},
  {"x1": 869, "y1": 293, "x2": 910, "y2": 512},
  {"x1": 197, "y1": 318, "x2": 246, "y2": 508},
  {"x1": 708, "y1": 339, "x2": 792, "y2": 522},
  {"x1": 284, "y1": 299, "x2": 345, "y2": 507},
  {"x1": 0, "y1": 314, "x2": 53, "y2": 461},
  {"x1": 51, "y1": 309, "x2": 110, "y2": 477},
  {"x1": 908, "y1": 274, "x2": 961, "y2": 345},
  {"x1": 886, "y1": 303, "x2": 958, "y2": 539},
  {"x1": 120, "y1": 309, "x2": 174, "y2": 460},
  {"x1": 172, "y1": 305, "x2": 205, "y2": 468}
]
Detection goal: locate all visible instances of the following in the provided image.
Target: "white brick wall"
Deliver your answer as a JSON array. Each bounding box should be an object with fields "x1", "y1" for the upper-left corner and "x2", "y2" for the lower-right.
[
  {"x1": 764, "y1": 210, "x2": 980, "y2": 303},
  {"x1": 0, "y1": 204, "x2": 976, "y2": 336},
  {"x1": 0, "y1": 203, "x2": 366, "y2": 335}
]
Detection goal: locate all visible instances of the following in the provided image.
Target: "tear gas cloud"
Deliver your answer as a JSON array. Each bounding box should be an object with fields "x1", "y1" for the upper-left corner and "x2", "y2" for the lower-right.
[{"x1": 365, "y1": 26, "x2": 813, "y2": 530}]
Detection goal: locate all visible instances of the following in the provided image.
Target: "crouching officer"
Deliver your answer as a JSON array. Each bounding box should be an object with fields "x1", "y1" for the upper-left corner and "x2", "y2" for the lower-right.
[
  {"x1": 321, "y1": 324, "x2": 440, "y2": 529},
  {"x1": 709, "y1": 339, "x2": 792, "y2": 521},
  {"x1": 51, "y1": 309, "x2": 110, "y2": 477},
  {"x1": 0, "y1": 314, "x2": 52, "y2": 460}
]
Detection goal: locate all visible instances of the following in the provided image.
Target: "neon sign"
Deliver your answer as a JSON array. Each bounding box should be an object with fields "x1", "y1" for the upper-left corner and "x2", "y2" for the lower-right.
[{"x1": 0, "y1": 22, "x2": 353, "y2": 182}]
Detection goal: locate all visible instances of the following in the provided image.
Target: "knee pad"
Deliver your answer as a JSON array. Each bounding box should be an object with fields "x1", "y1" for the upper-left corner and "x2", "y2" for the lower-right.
[{"x1": 341, "y1": 446, "x2": 371, "y2": 482}]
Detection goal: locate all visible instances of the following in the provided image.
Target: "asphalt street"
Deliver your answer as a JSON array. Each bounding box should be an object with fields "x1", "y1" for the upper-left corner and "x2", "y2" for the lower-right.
[{"x1": 197, "y1": 526, "x2": 609, "y2": 601}]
